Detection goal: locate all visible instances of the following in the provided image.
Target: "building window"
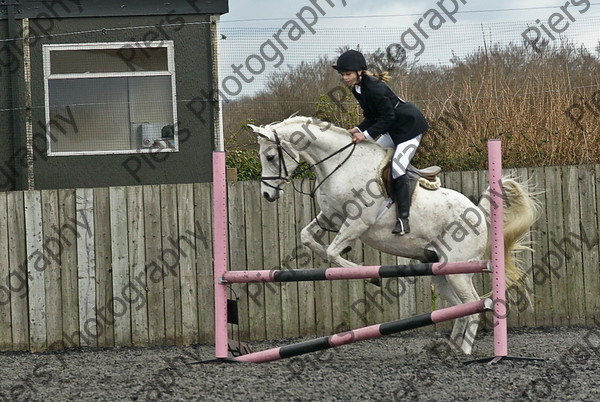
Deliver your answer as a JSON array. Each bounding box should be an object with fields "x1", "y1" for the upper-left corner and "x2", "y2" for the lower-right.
[{"x1": 43, "y1": 41, "x2": 178, "y2": 156}]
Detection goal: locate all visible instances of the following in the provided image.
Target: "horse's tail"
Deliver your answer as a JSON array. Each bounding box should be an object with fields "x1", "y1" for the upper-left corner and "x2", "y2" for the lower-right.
[{"x1": 478, "y1": 178, "x2": 541, "y2": 299}]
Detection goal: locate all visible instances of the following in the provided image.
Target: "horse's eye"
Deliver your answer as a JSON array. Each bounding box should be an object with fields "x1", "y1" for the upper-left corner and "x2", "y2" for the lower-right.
[{"x1": 266, "y1": 155, "x2": 275, "y2": 162}]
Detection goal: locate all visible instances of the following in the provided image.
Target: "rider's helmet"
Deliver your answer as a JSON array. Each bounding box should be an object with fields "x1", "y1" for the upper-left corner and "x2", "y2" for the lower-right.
[{"x1": 332, "y1": 50, "x2": 367, "y2": 73}]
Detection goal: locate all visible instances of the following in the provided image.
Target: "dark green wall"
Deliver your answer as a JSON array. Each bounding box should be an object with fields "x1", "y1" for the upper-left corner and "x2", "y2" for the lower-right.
[
  {"x1": 3, "y1": 14, "x2": 217, "y2": 191},
  {"x1": 0, "y1": 20, "x2": 12, "y2": 190},
  {"x1": 1, "y1": 18, "x2": 28, "y2": 191}
]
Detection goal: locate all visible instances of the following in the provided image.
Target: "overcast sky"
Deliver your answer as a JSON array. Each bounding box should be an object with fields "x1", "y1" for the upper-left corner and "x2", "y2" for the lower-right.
[
  {"x1": 217, "y1": 1, "x2": 600, "y2": 98},
  {"x1": 221, "y1": 0, "x2": 600, "y2": 27}
]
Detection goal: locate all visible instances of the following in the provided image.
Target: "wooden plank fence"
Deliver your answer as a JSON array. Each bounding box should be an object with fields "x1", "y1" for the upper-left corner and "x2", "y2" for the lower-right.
[{"x1": 0, "y1": 165, "x2": 599, "y2": 352}]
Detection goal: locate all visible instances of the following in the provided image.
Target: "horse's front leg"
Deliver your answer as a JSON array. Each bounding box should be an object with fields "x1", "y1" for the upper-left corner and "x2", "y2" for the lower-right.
[
  {"x1": 325, "y1": 218, "x2": 371, "y2": 267},
  {"x1": 300, "y1": 212, "x2": 334, "y2": 263}
]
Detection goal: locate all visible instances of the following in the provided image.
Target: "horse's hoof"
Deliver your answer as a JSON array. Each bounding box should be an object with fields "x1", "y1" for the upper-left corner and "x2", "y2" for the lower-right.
[{"x1": 366, "y1": 278, "x2": 381, "y2": 287}]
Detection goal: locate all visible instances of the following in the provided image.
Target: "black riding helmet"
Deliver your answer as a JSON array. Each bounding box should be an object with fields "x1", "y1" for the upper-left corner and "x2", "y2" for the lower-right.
[{"x1": 332, "y1": 50, "x2": 367, "y2": 72}]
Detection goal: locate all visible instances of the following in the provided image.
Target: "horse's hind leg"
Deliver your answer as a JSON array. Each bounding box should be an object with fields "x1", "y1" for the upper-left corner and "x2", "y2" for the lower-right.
[
  {"x1": 447, "y1": 274, "x2": 481, "y2": 355},
  {"x1": 455, "y1": 276, "x2": 482, "y2": 355},
  {"x1": 431, "y1": 276, "x2": 467, "y2": 352},
  {"x1": 431, "y1": 274, "x2": 480, "y2": 355}
]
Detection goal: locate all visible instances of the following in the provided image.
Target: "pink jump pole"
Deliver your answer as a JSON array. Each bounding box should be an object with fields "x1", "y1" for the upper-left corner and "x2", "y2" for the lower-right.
[
  {"x1": 213, "y1": 151, "x2": 229, "y2": 359},
  {"x1": 466, "y1": 140, "x2": 543, "y2": 365},
  {"x1": 220, "y1": 260, "x2": 490, "y2": 283},
  {"x1": 488, "y1": 139, "x2": 508, "y2": 360},
  {"x1": 211, "y1": 14, "x2": 229, "y2": 360},
  {"x1": 236, "y1": 299, "x2": 491, "y2": 363}
]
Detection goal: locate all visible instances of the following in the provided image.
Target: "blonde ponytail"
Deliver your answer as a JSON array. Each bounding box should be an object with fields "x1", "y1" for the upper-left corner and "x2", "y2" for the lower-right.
[{"x1": 364, "y1": 70, "x2": 391, "y2": 83}]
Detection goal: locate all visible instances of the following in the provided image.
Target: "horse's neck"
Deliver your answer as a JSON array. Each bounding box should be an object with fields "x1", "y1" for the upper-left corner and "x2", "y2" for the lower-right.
[
  {"x1": 302, "y1": 134, "x2": 349, "y2": 163},
  {"x1": 288, "y1": 123, "x2": 383, "y2": 178},
  {"x1": 293, "y1": 128, "x2": 352, "y2": 174}
]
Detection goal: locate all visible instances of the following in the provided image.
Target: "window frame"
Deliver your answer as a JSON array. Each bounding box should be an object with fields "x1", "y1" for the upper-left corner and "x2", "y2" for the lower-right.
[{"x1": 43, "y1": 41, "x2": 179, "y2": 156}]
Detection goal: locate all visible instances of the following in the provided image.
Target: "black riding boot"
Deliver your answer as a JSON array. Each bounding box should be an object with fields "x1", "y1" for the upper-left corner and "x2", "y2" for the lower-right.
[{"x1": 391, "y1": 175, "x2": 411, "y2": 235}]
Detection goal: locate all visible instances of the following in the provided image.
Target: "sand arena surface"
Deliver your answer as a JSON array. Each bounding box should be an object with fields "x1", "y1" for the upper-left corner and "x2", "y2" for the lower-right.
[{"x1": 1, "y1": 327, "x2": 599, "y2": 401}]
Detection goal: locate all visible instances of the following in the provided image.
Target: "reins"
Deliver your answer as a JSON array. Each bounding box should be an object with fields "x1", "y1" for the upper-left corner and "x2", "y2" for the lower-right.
[
  {"x1": 293, "y1": 140, "x2": 356, "y2": 198},
  {"x1": 261, "y1": 130, "x2": 356, "y2": 199},
  {"x1": 260, "y1": 129, "x2": 357, "y2": 233}
]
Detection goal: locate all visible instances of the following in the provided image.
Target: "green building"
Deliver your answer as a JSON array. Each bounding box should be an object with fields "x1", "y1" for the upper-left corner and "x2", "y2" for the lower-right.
[{"x1": 1, "y1": 0, "x2": 228, "y2": 190}]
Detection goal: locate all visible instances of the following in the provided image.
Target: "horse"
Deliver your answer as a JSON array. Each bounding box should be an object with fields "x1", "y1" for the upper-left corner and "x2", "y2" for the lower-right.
[{"x1": 248, "y1": 116, "x2": 540, "y2": 355}]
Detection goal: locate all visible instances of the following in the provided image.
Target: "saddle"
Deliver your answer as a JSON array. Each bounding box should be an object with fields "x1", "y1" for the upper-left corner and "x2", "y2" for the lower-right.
[{"x1": 378, "y1": 149, "x2": 441, "y2": 199}]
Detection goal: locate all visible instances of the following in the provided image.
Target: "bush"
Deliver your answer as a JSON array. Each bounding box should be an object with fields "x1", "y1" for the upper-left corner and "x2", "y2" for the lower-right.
[
  {"x1": 224, "y1": 42, "x2": 600, "y2": 178},
  {"x1": 225, "y1": 149, "x2": 262, "y2": 181},
  {"x1": 225, "y1": 138, "x2": 315, "y2": 181}
]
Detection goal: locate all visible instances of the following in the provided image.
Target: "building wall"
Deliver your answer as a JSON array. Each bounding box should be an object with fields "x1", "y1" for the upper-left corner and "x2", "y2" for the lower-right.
[
  {"x1": 6, "y1": 13, "x2": 217, "y2": 190},
  {"x1": 0, "y1": 20, "x2": 12, "y2": 190},
  {"x1": 1, "y1": 19, "x2": 28, "y2": 191}
]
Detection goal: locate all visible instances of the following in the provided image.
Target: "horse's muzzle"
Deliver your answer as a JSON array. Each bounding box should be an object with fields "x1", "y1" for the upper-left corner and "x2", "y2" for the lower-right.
[{"x1": 263, "y1": 192, "x2": 279, "y2": 202}]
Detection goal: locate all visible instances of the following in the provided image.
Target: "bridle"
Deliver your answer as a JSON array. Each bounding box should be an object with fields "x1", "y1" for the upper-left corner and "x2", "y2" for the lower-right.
[
  {"x1": 260, "y1": 130, "x2": 357, "y2": 198},
  {"x1": 260, "y1": 131, "x2": 293, "y2": 192}
]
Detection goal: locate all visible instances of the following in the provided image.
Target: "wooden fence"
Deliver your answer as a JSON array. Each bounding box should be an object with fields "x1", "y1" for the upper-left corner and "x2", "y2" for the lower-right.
[
  {"x1": 0, "y1": 165, "x2": 599, "y2": 352},
  {"x1": 0, "y1": 184, "x2": 215, "y2": 352}
]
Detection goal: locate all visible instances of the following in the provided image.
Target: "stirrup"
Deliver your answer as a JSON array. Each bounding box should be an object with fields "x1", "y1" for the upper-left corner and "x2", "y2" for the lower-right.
[{"x1": 392, "y1": 218, "x2": 410, "y2": 235}]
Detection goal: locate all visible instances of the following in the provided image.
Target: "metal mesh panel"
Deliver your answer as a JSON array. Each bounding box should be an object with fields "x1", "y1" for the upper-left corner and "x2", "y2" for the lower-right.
[{"x1": 217, "y1": 14, "x2": 600, "y2": 168}]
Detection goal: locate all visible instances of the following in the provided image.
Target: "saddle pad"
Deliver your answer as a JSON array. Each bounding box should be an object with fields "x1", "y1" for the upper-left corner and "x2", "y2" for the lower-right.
[{"x1": 377, "y1": 148, "x2": 441, "y2": 200}]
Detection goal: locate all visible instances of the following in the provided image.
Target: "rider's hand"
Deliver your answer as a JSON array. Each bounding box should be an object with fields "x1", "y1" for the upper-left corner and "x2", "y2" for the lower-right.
[
  {"x1": 352, "y1": 132, "x2": 366, "y2": 143},
  {"x1": 348, "y1": 127, "x2": 360, "y2": 135}
]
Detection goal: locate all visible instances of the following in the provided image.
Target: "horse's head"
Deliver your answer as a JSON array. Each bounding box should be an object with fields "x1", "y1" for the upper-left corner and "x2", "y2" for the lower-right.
[{"x1": 249, "y1": 123, "x2": 301, "y2": 202}]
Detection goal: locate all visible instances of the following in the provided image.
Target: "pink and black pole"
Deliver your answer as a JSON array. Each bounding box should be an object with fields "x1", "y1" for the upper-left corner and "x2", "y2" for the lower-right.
[
  {"x1": 236, "y1": 299, "x2": 492, "y2": 363},
  {"x1": 213, "y1": 140, "x2": 518, "y2": 363},
  {"x1": 220, "y1": 260, "x2": 490, "y2": 284}
]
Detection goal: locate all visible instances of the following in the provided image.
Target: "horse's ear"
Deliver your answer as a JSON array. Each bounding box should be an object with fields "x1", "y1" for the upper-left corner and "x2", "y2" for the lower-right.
[{"x1": 248, "y1": 124, "x2": 275, "y2": 141}]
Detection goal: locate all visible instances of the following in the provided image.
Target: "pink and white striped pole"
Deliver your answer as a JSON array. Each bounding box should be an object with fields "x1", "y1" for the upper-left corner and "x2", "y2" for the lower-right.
[{"x1": 488, "y1": 139, "x2": 508, "y2": 358}]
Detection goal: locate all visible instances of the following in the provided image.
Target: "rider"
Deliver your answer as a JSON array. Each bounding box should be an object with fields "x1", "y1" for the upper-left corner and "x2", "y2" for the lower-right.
[{"x1": 332, "y1": 49, "x2": 429, "y2": 235}]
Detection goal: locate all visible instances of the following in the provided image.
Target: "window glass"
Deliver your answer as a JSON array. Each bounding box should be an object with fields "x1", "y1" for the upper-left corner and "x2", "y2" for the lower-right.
[
  {"x1": 50, "y1": 48, "x2": 169, "y2": 74},
  {"x1": 48, "y1": 76, "x2": 174, "y2": 153},
  {"x1": 44, "y1": 42, "x2": 177, "y2": 155}
]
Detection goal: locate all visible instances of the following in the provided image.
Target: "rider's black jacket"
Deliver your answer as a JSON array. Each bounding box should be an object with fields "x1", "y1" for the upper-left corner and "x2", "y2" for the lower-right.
[{"x1": 352, "y1": 74, "x2": 429, "y2": 145}]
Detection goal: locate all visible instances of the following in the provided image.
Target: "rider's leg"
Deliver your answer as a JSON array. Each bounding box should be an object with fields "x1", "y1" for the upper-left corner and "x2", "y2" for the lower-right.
[
  {"x1": 391, "y1": 135, "x2": 422, "y2": 235},
  {"x1": 376, "y1": 133, "x2": 395, "y2": 148},
  {"x1": 391, "y1": 175, "x2": 411, "y2": 234}
]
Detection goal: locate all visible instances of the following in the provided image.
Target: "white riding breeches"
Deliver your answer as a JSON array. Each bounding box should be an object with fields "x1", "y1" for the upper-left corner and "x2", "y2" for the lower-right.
[{"x1": 376, "y1": 134, "x2": 423, "y2": 179}]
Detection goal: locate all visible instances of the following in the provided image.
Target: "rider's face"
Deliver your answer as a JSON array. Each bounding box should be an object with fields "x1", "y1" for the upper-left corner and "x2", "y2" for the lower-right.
[{"x1": 341, "y1": 71, "x2": 360, "y2": 86}]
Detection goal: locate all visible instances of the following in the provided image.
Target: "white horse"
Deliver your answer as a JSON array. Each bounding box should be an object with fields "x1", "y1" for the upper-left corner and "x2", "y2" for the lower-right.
[{"x1": 249, "y1": 116, "x2": 539, "y2": 355}]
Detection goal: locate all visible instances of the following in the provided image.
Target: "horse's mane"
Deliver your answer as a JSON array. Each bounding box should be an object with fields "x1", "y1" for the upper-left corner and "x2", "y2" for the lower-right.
[
  {"x1": 269, "y1": 116, "x2": 351, "y2": 137},
  {"x1": 265, "y1": 115, "x2": 385, "y2": 156}
]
